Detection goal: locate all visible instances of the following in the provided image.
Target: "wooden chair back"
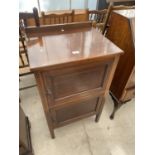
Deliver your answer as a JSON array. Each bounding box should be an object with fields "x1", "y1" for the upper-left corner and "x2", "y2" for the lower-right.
[
  {"x1": 90, "y1": 0, "x2": 134, "y2": 34},
  {"x1": 101, "y1": 0, "x2": 135, "y2": 34},
  {"x1": 41, "y1": 10, "x2": 75, "y2": 25},
  {"x1": 19, "y1": 27, "x2": 37, "y2": 89},
  {"x1": 88, "y1": 10, "x2": 107, "y2": 23},
  {"x1": 19, "y1": 7, "x2": 40, "y2": 27},
  {"x1": 19, "y1": 28, "x2": 29, "y2": 68},
  {"x1": 19, "y1": 7, "x2": 39, "y2": 79}
]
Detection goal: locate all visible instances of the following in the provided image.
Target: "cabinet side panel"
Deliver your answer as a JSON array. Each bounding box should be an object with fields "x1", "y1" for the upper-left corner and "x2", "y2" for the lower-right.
[{"x1": 106, "y1": 12, "x2": 135, "y2": 99}]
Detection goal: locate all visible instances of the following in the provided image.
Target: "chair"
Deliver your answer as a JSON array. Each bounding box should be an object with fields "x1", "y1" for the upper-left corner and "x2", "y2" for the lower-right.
[
  {"x1": 41, "y1": 10, "x2": 75, "y2": 25},
  {"x1": 19, "y1": 7, "x2": 40, "y2": 27},
  {"x1": 88, "y1": 10, "x2": 107, "y2": 23},
  {"x1": 19, "y1": 28, "x2": 29, "y2": 72},
  {"x1": 19, "y1": 7, "x2": 40, "y2": 90},
  {"x1": 91, "y1": 0, "x2": 135, "y2": 34},
  {"x1": 88, "y1": 9, "x2": 107, "y2": 31}
]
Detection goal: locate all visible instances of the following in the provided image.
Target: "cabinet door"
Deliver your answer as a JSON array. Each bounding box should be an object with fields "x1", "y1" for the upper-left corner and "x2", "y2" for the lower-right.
[
  {"x1": 50, "y1": 97, "x2": 100, "y2": 126},
  {"x1": 42, "y1": 61, "x2": 113, "y2": 107}
]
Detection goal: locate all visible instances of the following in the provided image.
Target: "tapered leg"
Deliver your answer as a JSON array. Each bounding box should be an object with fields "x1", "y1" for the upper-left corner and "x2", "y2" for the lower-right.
[
  {"x1": 109, "y1": 92, "x2": 131, "y2": 120},
  {"x1": 46, "y1": 113, "x2": 55, "y2": 139},
  {"x1": 95, "y1": 97, "x2": 105, "y2": 122},
  {"x1": 109, "y1": 92, "x2": 123, "y2": 120},
  {"x1": 109, "y1": 99, "x2": 122, "y2": 120},
  {"x1": 50, "y1": 128, "x2": 55, "y2": 139}
]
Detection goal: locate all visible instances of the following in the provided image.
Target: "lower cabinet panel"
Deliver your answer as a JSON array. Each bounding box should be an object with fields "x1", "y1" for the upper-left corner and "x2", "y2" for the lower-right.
[{"x1": 54, "y1": 98, "x2": 99, "y2": 123}]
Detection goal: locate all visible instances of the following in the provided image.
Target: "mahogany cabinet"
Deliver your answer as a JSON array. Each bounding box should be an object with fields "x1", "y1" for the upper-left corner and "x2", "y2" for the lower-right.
[
  {"x1": 19, "y1": 106, "x2": 33, "y2": 155},
  {"x1": 26, "y1": 22, "x2": 123, "y2": 138},
  {"x1": 106, "y1": 9, "x2": 135, "y2": 119}
]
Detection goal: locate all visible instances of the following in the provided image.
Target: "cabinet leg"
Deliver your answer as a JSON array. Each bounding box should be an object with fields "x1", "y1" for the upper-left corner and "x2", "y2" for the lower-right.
[
  {"x1": 109, "y1": 93, "x2": 123, "y2": 120},
  {"x1": 46, "y1": 113, "x2": 55, "y2": 139},
  {"x1": 110, "y1": 100, "x2": 121, "y2": 120},
  {"x1": 109, "y1": 92, "x2": 132, "y2": 120},
  {"x1": 50, "y1": 129, "x2": 55, "y2": 139},
  {"x1": 47, "y1": 123, "x2": 55, "y2": 139},
  {"x1": 95, "y1": 98, "x2": 105, "y2": 122}
]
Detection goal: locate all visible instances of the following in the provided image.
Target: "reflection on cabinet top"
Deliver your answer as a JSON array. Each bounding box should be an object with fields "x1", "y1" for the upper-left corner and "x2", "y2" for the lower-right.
[
  {"x1": 27, "y1": 27, "x2": 123, "y2": 71},
  {"x1": 114, "y1": 9, "x2": 135, "y2": 18}
]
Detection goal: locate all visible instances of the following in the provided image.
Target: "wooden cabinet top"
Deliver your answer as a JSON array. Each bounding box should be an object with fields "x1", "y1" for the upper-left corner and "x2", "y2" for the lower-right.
[
  {"x1": 114, "y1": 9, "x2": 135, "y2": 19},
  {"x1": 27, "y1": 27, "x2": 123, "y2": 71}
]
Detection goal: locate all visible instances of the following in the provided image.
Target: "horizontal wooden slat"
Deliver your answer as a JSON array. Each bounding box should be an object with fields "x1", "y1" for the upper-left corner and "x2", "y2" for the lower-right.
[
  {"x1": 49, "y1": 88, "x2": 105, "y2": 110},
  {"x1": 25, "y1": 21, "x2": 92, "y2": 37}
]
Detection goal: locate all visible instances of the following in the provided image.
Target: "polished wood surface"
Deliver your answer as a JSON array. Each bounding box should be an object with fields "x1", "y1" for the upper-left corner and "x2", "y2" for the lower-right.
[
  {"x1": 27, "y1": 25, "x2": 123, "y2": 71},
  {"x1": 27, "y1": 23, "x2": 123, "y2": 138},
  {"x1": 106, "y1": 9, "x2": 135, "y2": 119}
]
